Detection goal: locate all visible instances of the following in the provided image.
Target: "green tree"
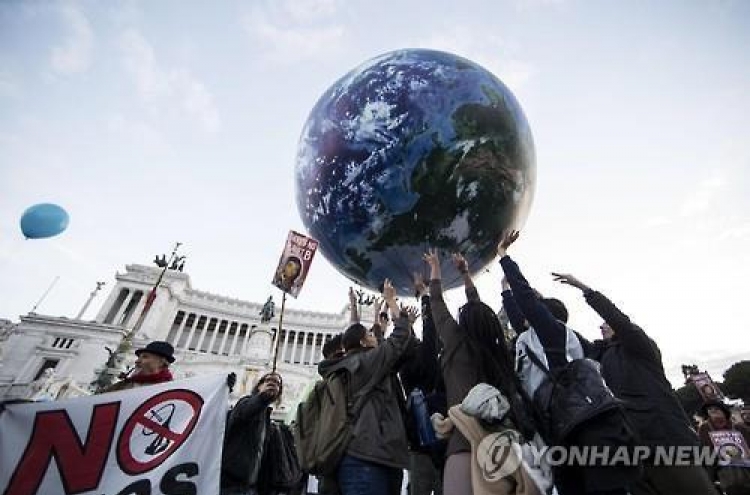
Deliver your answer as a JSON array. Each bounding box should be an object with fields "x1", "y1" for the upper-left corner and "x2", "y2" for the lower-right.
[{"x1": 722, "y1": 361, "x2": 750, "y2": 403}]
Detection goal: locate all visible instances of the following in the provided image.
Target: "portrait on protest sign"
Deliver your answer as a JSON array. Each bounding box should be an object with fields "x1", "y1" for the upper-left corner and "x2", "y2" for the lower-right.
[
  {"x1": 272, "y1": 230, "x2": 318, "y2": 298},
  {"x1": 690, "y1": 372, "x2": 723, "y2": 402}
]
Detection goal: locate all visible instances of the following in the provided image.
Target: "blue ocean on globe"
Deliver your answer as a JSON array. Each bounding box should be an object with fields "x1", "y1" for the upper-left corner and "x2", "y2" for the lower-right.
[{"x1": 295, "y1": 49, "x2": 536, "y2": 295}]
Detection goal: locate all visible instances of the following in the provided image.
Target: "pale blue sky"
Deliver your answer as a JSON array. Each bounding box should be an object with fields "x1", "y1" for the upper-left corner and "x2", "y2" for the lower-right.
[{"x1": 1, "y1": 0, "x2": 748, "y2": 384}]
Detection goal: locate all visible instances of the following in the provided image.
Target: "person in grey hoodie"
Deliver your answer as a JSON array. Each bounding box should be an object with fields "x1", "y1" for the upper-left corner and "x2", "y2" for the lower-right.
[{"x1": 317, "y1": 279, "x2": 413, "y2": 495}]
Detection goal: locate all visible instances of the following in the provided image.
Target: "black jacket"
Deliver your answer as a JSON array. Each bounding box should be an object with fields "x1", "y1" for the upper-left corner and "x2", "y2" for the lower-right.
[
  {"x1": 399, "y1": 295, "x2": 442, "y2": 399},
  {"x1": 398, "y1": 295, "x2": 446, "y2": 454},
  {"x1": 582, "y1": 290, "x2": 700, "y2": 448},
  {"x1": 500, "y1": 256, "x2": 569, "y2": 370},
  {"x1": 220, "y1": 392, "x2": 274, "y2": 491},
  {"x1": 317, "y1": 315, "x2": 412, "y2": 469}
]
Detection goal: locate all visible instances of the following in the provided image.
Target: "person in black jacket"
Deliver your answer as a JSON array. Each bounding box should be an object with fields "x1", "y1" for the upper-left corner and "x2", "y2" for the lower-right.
[
  {"x1": 552, "y1": 272, "x2": 717, "y2": 495},
  {"x1": 398, "y1": 272, "x2": 445, "y2": 495},
  {"x1": 221, "y1": 372, "x2": 283, "y2": 495},
  {"x1": 497, "y1": 231, "x2": 640, "y2": 495}
]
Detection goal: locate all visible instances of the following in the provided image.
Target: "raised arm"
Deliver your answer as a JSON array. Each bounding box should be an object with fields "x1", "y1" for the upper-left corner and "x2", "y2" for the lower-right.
[
  {"x1": 414, "y1": 272, "x2": 440, "y2": 360},
  {"x1": 230, "y1": 380, "x2": 277, "y2": 422},
  {"x1": 501, "y1": 275, "x2": 528, "y2": 334},
  {"x1": 552, "y1": 273, "x2": 658, "y2": 361},
  {"x1": 413, "y1": 272, "x2": 440, "y2": 384},
  {"x1": 348, "y1": 287, "x2": 359, "y2": 324},
  {"x1": 452, "y1": 252, "x2": 480, "y2": 302},
  {"x1": 359, "y1": 280, "x2": 413, "y2": 383},
  {"x1": 497, "y1": 231, "x2": 567, "y2": 357},
  {"x1": 370, "y1": 296, "x2": 386, "y2": 343},
  {"x1": 423, "y1": 249, "x2": 459, "y2": 338},
  {"x1": 418, "y1": 294, "x2": 441, "y2": 388}
]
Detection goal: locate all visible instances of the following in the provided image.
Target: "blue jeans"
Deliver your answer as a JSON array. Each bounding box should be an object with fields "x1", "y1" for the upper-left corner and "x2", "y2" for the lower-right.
[{"x1": 337, "y1": 455, "x2": 403, "y2": 495}]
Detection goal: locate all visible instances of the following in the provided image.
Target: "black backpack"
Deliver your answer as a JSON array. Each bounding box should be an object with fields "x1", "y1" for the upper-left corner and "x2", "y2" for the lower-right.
[
  {"x1": 526, "y1": 349, "x2": 621, "y2": 444},
  {"x1": 257, "y1": 421, "x2": 304, "y2": 493}
]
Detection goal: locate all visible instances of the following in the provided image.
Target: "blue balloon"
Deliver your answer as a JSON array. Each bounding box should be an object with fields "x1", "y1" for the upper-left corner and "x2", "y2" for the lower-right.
[{"x1": 20, "y1": 203, "x2": 70, "y2": 239}]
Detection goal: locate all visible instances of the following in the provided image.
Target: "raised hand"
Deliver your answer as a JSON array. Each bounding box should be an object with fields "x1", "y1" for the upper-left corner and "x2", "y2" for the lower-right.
[
  {"x1": 383, "y1": 278, "x2": 396, "y2": 302},
  {"x1": 452, "y1": 253, "x2": 469, "y2": 274},
  {"x1": 497, "y1": 230, "x2": 520, "y2": 257},
  {"x1": 348, "y1": 287, "x2": 360, "y2": 323},
  {"x1": 422, "y1": 249, "x2": 442, "y2": 281},
  {"x1": 551, "y1": 272, "x2": 590, "y2": 292},
  {"x1": 403, "y1": 304, "x2": 420, "y2": 324},
  {"x1": 383, "y1": 278, "x2": 400, "y2": 320}
]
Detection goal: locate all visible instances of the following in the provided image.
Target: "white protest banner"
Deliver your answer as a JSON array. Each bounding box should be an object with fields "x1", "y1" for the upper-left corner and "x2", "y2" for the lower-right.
[
  {"x1": 271, "y1": 230, "x2": 318, "y2": 298},
  {"x1": 0, "y1": 374, "x2": 227, "y2": 495}
]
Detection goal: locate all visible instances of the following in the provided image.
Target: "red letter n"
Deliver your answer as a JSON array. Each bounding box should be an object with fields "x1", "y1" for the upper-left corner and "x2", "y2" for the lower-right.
[{"x1": 4, "y1": 402, "x2": 120, "y2": 495}]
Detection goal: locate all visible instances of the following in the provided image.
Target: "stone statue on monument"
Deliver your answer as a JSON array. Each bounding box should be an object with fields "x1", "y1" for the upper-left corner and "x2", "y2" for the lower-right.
[
  {"x1": 27, "y1": 368, "x2": 58, "y2": 401},
  {"x1": 170, "y1": 255, "x2": 186, "y2": 271},
  {"x1": 260, "y1": 296, "x2": 275, "y2": 323}
]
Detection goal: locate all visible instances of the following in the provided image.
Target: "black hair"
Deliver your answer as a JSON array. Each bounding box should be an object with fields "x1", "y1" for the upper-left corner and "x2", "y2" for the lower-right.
[
  {"x1": 322, "y1": 334, "x2": 343, "y2": 359},
  {"x1": 701, "y1": 401, "x2": 732, "y2": 421},
  {"x1": 252, "y1": 372, "x2": 283, "y2": 405},
  {"x1": 342, "y1": 323, "x2": 367, "y2": 351},
  {"x1": 456, "y1": 301, "x2": 534, "y2": 437},
  {"x1": 541, "y1": 298, "x2": 568, "y2": 323}
]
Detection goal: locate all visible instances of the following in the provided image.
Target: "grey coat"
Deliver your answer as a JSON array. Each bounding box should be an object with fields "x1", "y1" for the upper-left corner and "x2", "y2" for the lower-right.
[
  {"x1": 429, "y1": 279, "x2": 480, "y2": 457},
  {"x1": 317, "y1": 315, "x2": 413, "y2": 469}
]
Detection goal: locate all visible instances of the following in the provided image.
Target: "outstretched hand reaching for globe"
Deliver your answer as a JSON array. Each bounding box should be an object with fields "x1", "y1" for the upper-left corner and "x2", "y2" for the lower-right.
[
  {"x1": 497, "y1": 230, "x2": 520, "y2": 258},
  {"x1": 452, "y1": 253, "x2": 469, "y2": 274},
  {"x1": 423, "y1": 249, "x2": 441, "y2": 282},
  {"x1": 383, "y1": 279, "x2": 400, "y2": 320}
]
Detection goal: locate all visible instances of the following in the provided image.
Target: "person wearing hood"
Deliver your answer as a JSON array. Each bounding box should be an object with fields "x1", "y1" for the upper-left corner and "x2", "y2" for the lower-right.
[
  {"x1": 318, "y1": 279, "x2": 413, "y2": 495},
  {"x1": 552, "y1": 272, "x2": 717, "y2": 495}
]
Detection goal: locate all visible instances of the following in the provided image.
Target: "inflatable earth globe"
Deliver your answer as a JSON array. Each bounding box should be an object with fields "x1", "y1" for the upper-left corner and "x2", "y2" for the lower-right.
[{"x1": 295, "y1": 49, "x2": 536, "y2": 295}]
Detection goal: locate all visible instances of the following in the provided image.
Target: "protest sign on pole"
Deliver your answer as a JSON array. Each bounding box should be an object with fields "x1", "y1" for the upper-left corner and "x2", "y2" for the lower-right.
[
  {"x1": 270, "y1": 230, "x2": 318, "y2": 372},
  {"x1": 271, "y1": 230, "x2": 318, "y2": 299},
  {"x1": 688, "y1": 372, "x2": 724, "y2": 402},
  {"x1": 0, "y1": 374, "x2": 227, "y2": 495}
]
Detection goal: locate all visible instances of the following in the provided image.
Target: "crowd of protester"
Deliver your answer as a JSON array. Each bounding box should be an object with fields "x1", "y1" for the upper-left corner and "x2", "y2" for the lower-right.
[{"x1": 99, "y1": 231, "x2": 750, "y2": 495}]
